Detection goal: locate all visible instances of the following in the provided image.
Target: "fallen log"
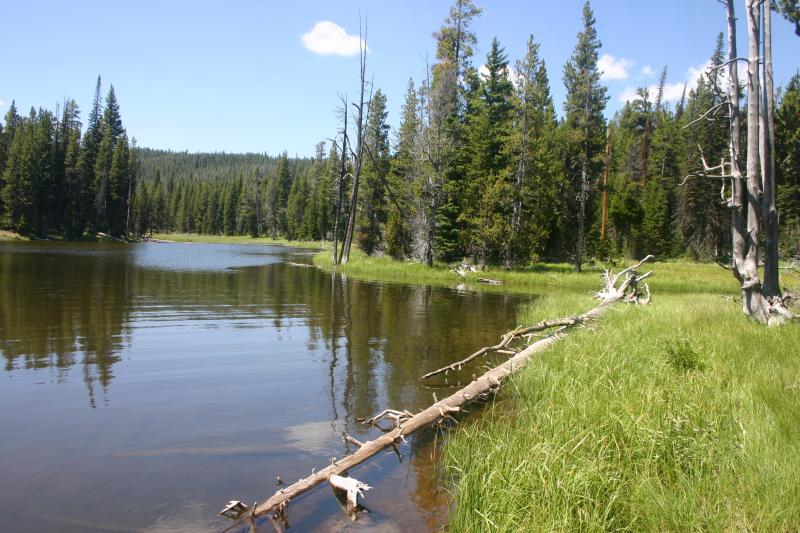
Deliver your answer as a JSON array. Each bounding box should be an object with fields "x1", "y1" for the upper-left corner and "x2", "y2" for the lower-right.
[{"x1": 220, "y1": 256, "x2": 654, "y2": 527}]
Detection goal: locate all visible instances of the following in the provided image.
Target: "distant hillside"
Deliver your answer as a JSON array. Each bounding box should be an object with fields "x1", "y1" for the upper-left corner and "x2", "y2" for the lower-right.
[{"x1": 136, "y1": 148, "x2": 314, "y2": 183}]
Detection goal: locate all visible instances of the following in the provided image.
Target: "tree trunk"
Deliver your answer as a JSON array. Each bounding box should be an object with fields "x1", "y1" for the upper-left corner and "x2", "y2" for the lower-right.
[
  {"x1": 743, "y1": 0, "x2": 769, "y2": 321},
  {"x1": 576, "y1": 159, "x2": 587, "y2": 273},
  {"x1": 725, "y1": 0, "x2": 749, "y2": 286},
  {"x1": 332, "y1": 104, "x2": 348, "y2": 267},
  {"x1": 340, "y1": 25, "x2": 369, "y2": 265},
  {"x1": 760, "y1": 0, "x2": 781, "y2": 300}
]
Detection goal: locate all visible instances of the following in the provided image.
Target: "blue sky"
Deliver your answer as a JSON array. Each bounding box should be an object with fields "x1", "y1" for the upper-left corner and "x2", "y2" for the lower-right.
[{"x1": 1, "y1": 1, "x2": 798, "y2": 157}]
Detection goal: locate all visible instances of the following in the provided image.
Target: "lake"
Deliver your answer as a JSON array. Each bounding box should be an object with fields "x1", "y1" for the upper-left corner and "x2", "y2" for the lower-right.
[{"x1": 0, "y1": 241, "x2": 525, "y2": 532}]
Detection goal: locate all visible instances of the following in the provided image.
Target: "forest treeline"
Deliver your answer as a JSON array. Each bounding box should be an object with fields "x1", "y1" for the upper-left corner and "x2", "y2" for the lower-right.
[
  {"x1": 1, "y1": 1, "x2": 798, "y2": 265},
  {"x1": 0, "y1": 78, "x2": 136, "y2": 237}
]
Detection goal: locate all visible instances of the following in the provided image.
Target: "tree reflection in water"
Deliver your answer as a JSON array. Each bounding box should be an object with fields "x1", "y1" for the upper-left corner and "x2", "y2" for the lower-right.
[{"x1": 0, "y1": 242, "x2": 525, "y2": 531}]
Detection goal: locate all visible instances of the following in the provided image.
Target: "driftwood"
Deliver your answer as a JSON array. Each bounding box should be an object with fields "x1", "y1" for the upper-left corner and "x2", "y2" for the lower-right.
[
  {"x1": 329, "y1": 474, "x2": 371, "y2": 518},
  {"x1": 221, "y1": 256, "x2": 654, "y2": 528},
  {"x1": 451, "y1": 262, "x2": 503, "y2": 285}
]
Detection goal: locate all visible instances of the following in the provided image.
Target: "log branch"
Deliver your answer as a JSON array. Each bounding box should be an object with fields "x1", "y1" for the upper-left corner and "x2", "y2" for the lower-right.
[{"x1": 421, "y1": 317, "x2": 581, "y2": 380}]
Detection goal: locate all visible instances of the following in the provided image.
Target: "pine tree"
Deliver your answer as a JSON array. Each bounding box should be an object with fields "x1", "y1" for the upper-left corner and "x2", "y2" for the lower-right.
[
  {"x1": 776, "y1": 72, "x2": 800, "y2": 256},
  {"x1": 286, "y1": 171, "x2": 310, "y2": 240},
  {"x1": 431, "y1": 0, "x2": 482, "y2": 261},
  {"x1": 2, "y1": 113, "x2": 33, "y2": 232},
  {"x1": 78, "y1": 77, "x2": 103, "y2": 230},
  {"x1": 222, "y1": 178, "x2": 240, "y2": 235},
  {"x1": 264, "y1": 155, "x2": 292, "y2": 238},
  {"x1": 357, "y1": 89, "x2": 390, "y2": 254},
  {"x1": 102, "y1": 85, "x2": 124, "y2": 143},
  {"x1": 677, "y1": 34, "x2": 730, "y2": 259},
  {"x1": 562, "y1": 0, "x2": 608, "y2": 270},
  {"x1": 94, "y1": 126, "x2": 114, "y2": 231},
  {"x1": 0, "y1": 101, "x2": 20, "y2": 222},
  {"x1": 62, "y1": 125, "x2": 84, "y2": 236},
  {"x1": 510, "y1": 35, "x2": 561, "y2": 264},
  {"x1": 107, "y1": 134, "x2": 130, "y2": 236},
  {"x1": 387, "y1": 80, "x2": 420, "y2": 259},
  {"x1": 462, "y1": 37, "x2": 515, "y2": 262}
]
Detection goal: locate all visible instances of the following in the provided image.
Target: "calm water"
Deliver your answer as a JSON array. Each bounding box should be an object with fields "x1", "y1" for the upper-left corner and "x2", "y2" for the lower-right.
[{"x1": 0, "y1": 242, "x2": 525, "y2": 532}]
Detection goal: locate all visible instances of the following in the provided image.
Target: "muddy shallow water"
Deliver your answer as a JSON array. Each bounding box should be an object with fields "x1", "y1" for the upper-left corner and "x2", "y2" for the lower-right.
[{"x1": 0, "y1": 241, "x2": 526, "y2": 532}]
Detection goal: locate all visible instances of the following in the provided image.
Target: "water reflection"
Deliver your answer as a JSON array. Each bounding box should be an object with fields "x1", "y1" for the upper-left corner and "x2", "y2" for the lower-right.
[
  {"x1": 0, "y1": 243, "x2": 132, "y2": 407},
  {"x1": 0, "y1": 242, "x2": 525, "y2": 532}
]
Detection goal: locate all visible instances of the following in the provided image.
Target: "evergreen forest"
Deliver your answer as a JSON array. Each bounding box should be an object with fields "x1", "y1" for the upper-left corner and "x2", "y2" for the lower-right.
[{"x1": 1, "y1": 1, "x2": 798, "y2": 268}]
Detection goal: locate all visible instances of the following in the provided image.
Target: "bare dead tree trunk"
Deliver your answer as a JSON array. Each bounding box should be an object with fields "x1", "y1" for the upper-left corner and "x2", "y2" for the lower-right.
[
  {"x1": 413, "y1": 57, "x2": 445, "y2": 268},
  {"x1": 332, "y1": 101, "x2": 348, "y2": 267},
  {"x1": 681, "y1": 0, "x2": 796, "y2": 323},
  {"x1": 725, "y1": 0, "x2": 749, "y2": 286},
  {"x1": 760, "y1": 0, "x2": 781, "y2": 300},
  {"x1": 340, "y1": 22, "x2": 370, "y2": 265},
  {"x1": 743, "y1": 0, "x2": 769, "y2": 321},
  {"x1": 576, "y1": 158, "x2": 587, "y2": 273}
]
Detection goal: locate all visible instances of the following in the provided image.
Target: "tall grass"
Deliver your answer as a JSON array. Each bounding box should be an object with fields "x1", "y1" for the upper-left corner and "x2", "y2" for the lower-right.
[
  {"x1": 314, "y1": 249, "x2": 741, "y2": 296},
  {"x1": 444, "y1": 273, "x2": 800, "y2": 531}
]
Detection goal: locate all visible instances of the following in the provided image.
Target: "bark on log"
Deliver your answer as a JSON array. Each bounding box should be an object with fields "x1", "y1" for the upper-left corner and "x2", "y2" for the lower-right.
[{"x1": 221, "y1": 256, "x2": 654, "y2": 526}]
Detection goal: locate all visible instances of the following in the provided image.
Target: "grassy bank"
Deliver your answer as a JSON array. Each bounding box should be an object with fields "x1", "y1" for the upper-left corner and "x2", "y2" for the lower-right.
[
  {"x1": 315, "y1": 251, "x2": 799, "y2": 529},
  {"x1": 313, "y1": 249, "x2": 744, "y2": 296},
  {"x1": 0, "y1": 229, "x2": 129, "y2": 243},
  {"x1": 441, "y1": 271, "x2": 799, "y2": 531},
  {"x1": 0, "y1": 230, "x2": 30, "y2": 241},
  {"x1": 149, "y1": 232, "x2": 327, "y2": 249}
]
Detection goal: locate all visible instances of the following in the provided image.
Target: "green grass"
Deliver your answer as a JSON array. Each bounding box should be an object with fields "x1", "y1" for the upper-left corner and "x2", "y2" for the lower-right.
[
  {"x1": 149, "y1": 232, "x2": 328, "y2": 249},
  {"x1": 442, "y1": 268, "x2": 800, "y2": 532},
  {"x1": 313, "y1": 249, "x2": 741, "y2": 296},
  {"x1": 0, "y1": 230, "x2": 30, "y2": 241}
]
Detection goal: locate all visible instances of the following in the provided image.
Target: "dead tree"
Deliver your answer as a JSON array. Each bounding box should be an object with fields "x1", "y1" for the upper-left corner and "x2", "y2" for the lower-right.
[
  {"x1": 339, "y1": 21, "x2": 370, "y2": 266},
  {"x1": 412, "y1": 56, "x2": 449, "y2": 267},
  {"x1": 219, "y1": 257, "x2": 654, "y2": 527},
  {"x1": 331, "y1": 98, "x2": 349, "y2": 267},
  {"x1": 685, "y1": 0, "x2": 792, "y2": 324}
]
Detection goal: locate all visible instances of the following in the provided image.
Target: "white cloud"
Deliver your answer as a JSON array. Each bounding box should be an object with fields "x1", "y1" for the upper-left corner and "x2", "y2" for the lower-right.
[
  {"x1": 0, "y1": 99, "x2": 4, "y2": 108},
  {"x1": 598, "y1": 53, "x2": 633, "y2": 80},
  {"x1": 687, "y1": 61, "x2": 711, "y2": 88},
  {"x1": 618, "y1": 61, "x2": 714, "y2": 104},
  {"x1": 301, "y1": 21, "x2": 367, "y2": 57},
  {"x1": 660, "y1": 82, "x2": 688, "y2": 102},
  {"x1": 478, "y1": 63, "x2": 520, "y2": 89},
  {"x1": 618, "y1": 86, "x2": 640, "y2": 103},
  {"x1": 640, "y1": 65, "x2": 655, "y2": 78}
]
